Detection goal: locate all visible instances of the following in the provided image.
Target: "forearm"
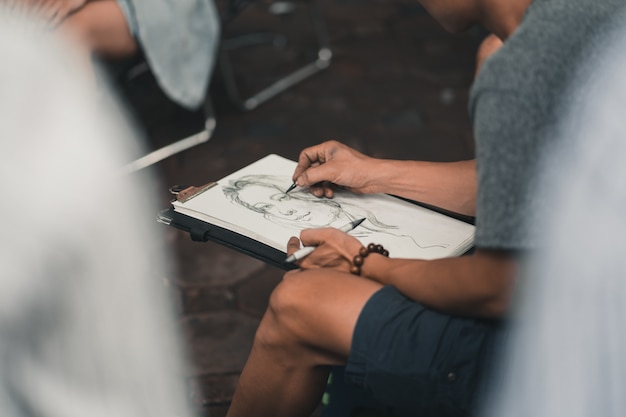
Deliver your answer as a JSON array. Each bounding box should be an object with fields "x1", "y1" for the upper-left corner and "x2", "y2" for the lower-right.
[
  {"x1": 360, "y1": 249, "x2": 517, "y2": 318},
  {"x1": 365, "y1": 159, "x2": 477, "y2": 216}
]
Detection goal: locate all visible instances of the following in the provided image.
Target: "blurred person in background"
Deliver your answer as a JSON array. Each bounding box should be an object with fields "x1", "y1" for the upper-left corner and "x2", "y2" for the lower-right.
[
  {"x1": 4, "y1": 0, "x2": 220, "y2": 109},
  {"x1": 481, "y1": 13, "x2": 626, "y2": 417},
  {"x1": 0, "y1": 9, "x2": 199, "y2": 417}
]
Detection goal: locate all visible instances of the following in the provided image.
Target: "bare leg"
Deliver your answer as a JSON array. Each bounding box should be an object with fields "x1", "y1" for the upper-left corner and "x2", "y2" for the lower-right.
[
  {"x1": 226, "y1": 269, "x2": 383, "y2": 417},
  {"x1": 52, "y1": 1, "x2": 137, "y2": 85}
]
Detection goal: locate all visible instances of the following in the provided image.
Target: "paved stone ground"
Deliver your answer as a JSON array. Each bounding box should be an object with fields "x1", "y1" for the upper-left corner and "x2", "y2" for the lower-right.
[{"x1": 117, "y1": 1, "x2": 484, "y2": 415}]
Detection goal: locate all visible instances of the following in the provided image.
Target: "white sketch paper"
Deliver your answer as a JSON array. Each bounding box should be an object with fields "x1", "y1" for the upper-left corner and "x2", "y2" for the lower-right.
[{"x1": 172, "y1": 154, "x2": 475, "y2": 260}]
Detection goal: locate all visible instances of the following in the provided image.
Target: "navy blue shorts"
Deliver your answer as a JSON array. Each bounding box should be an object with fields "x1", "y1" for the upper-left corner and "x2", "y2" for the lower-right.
[{"x1": 344, "y1": 285, "x2": 501, "y2": 417}]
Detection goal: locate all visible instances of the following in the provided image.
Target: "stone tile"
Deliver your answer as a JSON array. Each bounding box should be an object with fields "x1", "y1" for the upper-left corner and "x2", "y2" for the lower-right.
[
  {"x1": 182, "y1": 311, "x2": 260, "y2": 376},
  {"x1": 179, "y1": 285, "x2": 237, "y2": 315},
  {"x1": 189, "y1": 374, "x2": 240, "y2": 408},
  {"x1": 189, "y1": 374, "x2": 325, "y2": 417},
  {"x1": 235, "y1": 265, "x2": 284, "y2": 318},
  {"x1": 173, "y1": 235, "x2": 266, "y2": 287}
]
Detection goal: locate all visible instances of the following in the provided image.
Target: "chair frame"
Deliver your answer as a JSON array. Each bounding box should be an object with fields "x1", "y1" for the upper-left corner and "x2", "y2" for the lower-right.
[
  {"x1": 219, "y1": 0, "x2": 332, "y2": 110},
  {"x1": 122, "y1": 0, "x2": 332, "y2": 172}
]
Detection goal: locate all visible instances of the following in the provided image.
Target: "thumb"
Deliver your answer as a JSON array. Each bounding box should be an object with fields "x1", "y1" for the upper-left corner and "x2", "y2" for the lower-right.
[{"x1": 286, "y1": 236, "x2": 302, "y2": 256}]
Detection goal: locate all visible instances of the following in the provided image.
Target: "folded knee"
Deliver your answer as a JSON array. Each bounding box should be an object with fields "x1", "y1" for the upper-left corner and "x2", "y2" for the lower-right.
[{"x1": 257, "y1": 272, "x2": 317, "y2": 347}]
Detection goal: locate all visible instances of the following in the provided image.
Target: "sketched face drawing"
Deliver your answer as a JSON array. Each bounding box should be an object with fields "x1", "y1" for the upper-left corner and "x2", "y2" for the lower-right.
[
  {"x1": 222, "y1": 174, "x2": 449, "y2": 250},
  {"x1": 222, "y1": 175, "x2": 348, "y2": 228}
]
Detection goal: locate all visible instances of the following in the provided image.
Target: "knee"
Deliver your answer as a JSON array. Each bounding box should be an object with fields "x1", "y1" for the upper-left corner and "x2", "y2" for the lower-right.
[{"x1": 255, "y1": 272, "x2": 317, "y2": 350}]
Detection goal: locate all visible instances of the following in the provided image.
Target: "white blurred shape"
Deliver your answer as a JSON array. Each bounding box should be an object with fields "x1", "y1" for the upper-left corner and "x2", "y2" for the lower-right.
[{"x1": 0, "y1": 8, "x2": 199, "y2": 417}]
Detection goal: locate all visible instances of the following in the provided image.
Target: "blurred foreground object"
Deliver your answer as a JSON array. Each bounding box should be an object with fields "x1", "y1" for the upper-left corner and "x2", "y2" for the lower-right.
[
  {"x1": 0, "y1": 9, "x2": 199, "y2": 417},
  {"x1": 482, "y1": 14, "x2": 626, "y2": 417}
]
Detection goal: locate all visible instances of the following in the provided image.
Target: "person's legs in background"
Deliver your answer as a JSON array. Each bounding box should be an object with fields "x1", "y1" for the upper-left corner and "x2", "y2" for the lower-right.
[{"x1": 57, "y1": 0, "x2": 138, "y2": 75}]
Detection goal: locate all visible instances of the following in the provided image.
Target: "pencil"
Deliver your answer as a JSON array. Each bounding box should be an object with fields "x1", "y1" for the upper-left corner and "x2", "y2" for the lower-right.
[{"x1": 285, "y1": 182, "x2": 297, "y2": 193}]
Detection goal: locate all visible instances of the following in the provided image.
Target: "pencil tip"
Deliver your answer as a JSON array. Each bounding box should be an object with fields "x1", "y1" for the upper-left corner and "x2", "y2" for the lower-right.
[
  {"x1": 285, "y1": 182, "x2": 297, "y2": 193},
  {"x1": 354, "y1": 218, "x2": 366, "y2": 227}
]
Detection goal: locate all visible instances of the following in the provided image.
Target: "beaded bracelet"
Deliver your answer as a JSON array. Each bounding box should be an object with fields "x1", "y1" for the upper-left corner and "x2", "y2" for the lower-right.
[{"x1": 350, "y1": 243, "x2": 389, "y2": 275}]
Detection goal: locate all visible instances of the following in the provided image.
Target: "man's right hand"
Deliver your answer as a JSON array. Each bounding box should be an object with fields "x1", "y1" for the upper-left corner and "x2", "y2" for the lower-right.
[{"x1": 292, "y1": 140, "x2": 379, "y2": 198}]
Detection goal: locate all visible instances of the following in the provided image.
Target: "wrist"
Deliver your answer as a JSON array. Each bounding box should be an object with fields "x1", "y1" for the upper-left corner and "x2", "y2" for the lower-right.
[
  {"x1": 349, "y1": 243, "x2": 389, "y2": 276},
  {"x1": 365, "y1": 159, "x2": 419, "y2": 196},
  {"x1": 362, "y1": 159, "x2": 391, "y2": 194}
]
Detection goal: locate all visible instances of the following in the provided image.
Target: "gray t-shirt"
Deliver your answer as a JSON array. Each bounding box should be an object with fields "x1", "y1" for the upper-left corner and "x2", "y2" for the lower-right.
[
  {"x1": 482, "y1": 21, "x2": 626, "y2": 417},
  {"x1": 469, "y1": 0, "x2": 625, "y2": 250}
]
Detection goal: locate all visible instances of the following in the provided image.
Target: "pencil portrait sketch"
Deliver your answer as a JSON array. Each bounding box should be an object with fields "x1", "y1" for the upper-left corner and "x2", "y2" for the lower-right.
[
  {"x1": 172, "y1": 154, "x2": 473, "y2": 259},
  {"x1": 222, "y1": 174, "x2": 450, "y2": 251}
]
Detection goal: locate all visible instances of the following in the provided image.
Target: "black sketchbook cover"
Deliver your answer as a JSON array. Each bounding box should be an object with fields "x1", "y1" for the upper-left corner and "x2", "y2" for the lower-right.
[{"x1": 158, "y1": 207, "x2": 298, "y2": 270}]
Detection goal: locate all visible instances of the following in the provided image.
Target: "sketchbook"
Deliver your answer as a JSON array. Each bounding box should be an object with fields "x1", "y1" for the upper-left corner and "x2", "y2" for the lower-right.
[{"x1": 161, "y1": 154, "x2": 475, "y2": 269}]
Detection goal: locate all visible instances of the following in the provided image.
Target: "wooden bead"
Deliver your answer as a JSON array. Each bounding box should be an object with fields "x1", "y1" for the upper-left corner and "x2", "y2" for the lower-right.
[{"x1": 350, "y1": 243, "x2": 390, "y2": 276}]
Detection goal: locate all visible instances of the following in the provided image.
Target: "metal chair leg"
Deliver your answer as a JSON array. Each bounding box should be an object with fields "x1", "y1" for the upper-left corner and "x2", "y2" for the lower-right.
[
  {"x1": 121, "y1": 98, "x2": 216, "y2": 174},
  {"x1": 220, "y1": 0, "x2": 332, "y2": 111}
]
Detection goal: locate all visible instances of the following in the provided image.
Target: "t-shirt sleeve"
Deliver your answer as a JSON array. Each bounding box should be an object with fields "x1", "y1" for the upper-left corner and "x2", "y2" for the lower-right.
[{"x1": 472, "y1": 90, "x2": 547, "y2": 250}]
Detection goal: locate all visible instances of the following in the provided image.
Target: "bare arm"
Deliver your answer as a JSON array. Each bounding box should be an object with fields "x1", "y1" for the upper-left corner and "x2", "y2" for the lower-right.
[
  {"x1": 360, "y1": 249, "x2": 517, "y2": 318},
  {"x1": 292, "y1": 140, "x2": 476, "y2": 216},
  {"x1": 365, "y1": 158, "x2": 476, "y2": 216},
  {"x1": 290, "y1": 229, "x2": 516, "y2": 318}
]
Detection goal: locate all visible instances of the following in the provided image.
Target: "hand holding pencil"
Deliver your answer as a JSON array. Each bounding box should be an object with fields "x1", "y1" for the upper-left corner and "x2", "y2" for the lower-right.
[
  {"x1": 288, "y1": 141, "x2": 379, "y2": 198},
  {"x1": 285, "y1": 218, "x2": 366, "y2": 263}
]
